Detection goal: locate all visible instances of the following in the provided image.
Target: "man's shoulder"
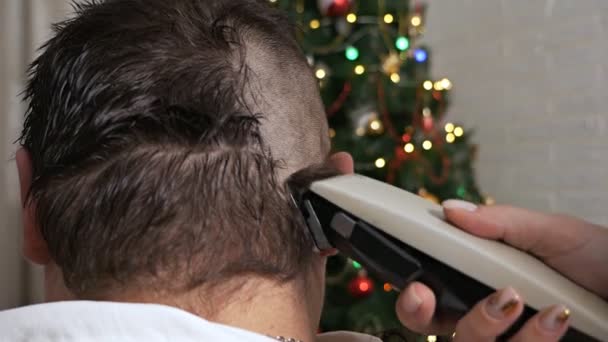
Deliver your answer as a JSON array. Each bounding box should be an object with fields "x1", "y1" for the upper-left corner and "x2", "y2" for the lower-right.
[
  {"x1": 0, "y1": 301, "x2": 382, "y2": 342},
  {"x1": 0, "y1": 301, "x2": 272, "y2": 341}
]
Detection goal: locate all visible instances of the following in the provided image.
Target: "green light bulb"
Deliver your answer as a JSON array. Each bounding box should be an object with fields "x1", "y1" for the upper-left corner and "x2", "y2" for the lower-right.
[
  {"x1": 395, "y1": 36, "x2": 410, "y2": 51},
  {"x1": 457, "y1": 185, "x2": 466, "y2": 198},
  {"x1": 352, "y1": 260, "x2": 362, "y2": 269},
  {"x1": 345, "y1": 46, "x2": 359, "y2": 61}
]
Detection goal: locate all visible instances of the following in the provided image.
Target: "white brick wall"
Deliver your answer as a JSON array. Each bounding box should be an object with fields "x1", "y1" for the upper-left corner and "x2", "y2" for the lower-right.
[{"x1": 423, "y1": 0, "x2": 608, "y2": 225}]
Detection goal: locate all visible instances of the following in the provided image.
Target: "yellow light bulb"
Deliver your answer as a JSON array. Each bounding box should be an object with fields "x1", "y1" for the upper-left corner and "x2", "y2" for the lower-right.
[
  {"x1": 427, "y1": 336, "x2": 437, "y2": 342},
  {"x1": 383, "y1": 14, "x2": 394, "y2": 24},
  {"x1": 309, "y1": 19, "x2": 320, "y2": 29},
  {"x1": 484, "y1": 196, "x2": 496, "y2": 205},
  {"x1": 315, "y1": 68, "x2": 326, "y2": 79},
  {"x1": 354, "y1": 65, "x2": 365, "y2": 75},
  {"x1": 328, "y1": 128, "x2": 336, "y2": 138},
  {"x1": 454, "y1": 126, "x2": 464, "y2": 137},
  {"x1": 346, "y1": 13, "x2": 357, "y2": 23},
  {"x1": 422, "y1": 140, "x2": 433, "y2": 150},
  {"x1": 404, "y1": 143, "x2": 415, "y2": 153},
  {"x1": 390, "y1": 73, "x2": 401, "y2": 83},
  {"x1": 370, "y1": 120, "x2": 381, "y2": 130},
  {"x1": 441, "y1": 78, "x2": 452, "y2": 90},
  {"x1": 433, "y1": 81, "x2": 444, "y2": 91},
  {"x1": 445, "y1": 122, "x2": 455, "y2": 132},
  {"x1": 411, "y1": 15, "x2": 422, "y2": 27},
  {"x1": 446, "y1": 133, "x2": 456, "y2": 143},
  {"x1": 423, "y1": 80, "x2": 433, "y2": 90},
  {"x1": 422, "y1": 107, "x2": 431, "y2": 117},
  {"x1": 375, "y1": 158, "x2": 386, "y2": 168},
  {"x1": 269, "y1": 0, "x2": 277, "y2": 3},
  {"x1": 355, "y1": 127, "x2": 365, "y2": 136}
]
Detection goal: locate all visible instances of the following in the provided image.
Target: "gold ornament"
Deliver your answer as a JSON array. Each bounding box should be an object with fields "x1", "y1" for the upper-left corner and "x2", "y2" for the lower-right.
[
  {"x1": 352, "y1": 107, "x2": 383, "y2": 136},
  {"x1": 409, "y1": 14, "x2": 425, "y2": 37},
  {"x1": 390, "y1": 73, "x2": 401, "y2": 83},
  {"x1": 418, "y1": 188, "x2": 440, "y2": 204},
  {"x1": 382, "y1": 53, "x2": 402, "y2": 75},
  {"x1": 484, "y1": 196, "x2": 496, "y2": 206}
]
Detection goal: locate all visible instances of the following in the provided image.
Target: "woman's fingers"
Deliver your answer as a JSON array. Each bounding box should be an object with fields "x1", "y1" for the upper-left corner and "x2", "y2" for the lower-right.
[
  {"x1": 396, "y1": 283, "x2": 571, "y2": 342},
  {"x1": 395, "y1": 282, "x2": 437, "y2": 334},
  {"x1": 396, "y1": 282, "x2": 463, "y2": 334},
  {"x1": 452, "y1": 287, "x2": 523, "y2": 342},
  {"x1": 396, "y1": 284, "x2": 524, "y2": 337},
  {"x1": 508, "y1": 305, "x2": 570, "y2": 342}
]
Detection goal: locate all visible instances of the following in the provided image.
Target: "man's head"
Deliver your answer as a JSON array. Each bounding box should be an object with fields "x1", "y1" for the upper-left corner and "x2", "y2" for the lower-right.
[{"x1": 17, "y1": 0, "x2": 351, "y2": 304}]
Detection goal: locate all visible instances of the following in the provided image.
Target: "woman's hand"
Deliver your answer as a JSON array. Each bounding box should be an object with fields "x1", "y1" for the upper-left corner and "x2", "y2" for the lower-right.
[
  {"x1": 397, "y1": 285, "x2": 570, "y2": 341},
  {"x1": 396, "y1": 200, "x2": 608, "y2": 340}
]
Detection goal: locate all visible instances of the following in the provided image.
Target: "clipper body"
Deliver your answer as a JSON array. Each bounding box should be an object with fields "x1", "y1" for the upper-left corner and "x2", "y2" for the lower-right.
[{"x1": 294, "y1": 174, "x2": 608, "y2": 341}]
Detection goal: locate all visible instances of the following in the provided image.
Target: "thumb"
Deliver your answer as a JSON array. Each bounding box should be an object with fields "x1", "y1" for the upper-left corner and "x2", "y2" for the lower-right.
[
  {"x1": 441, "y1": 200, "x2": 581, "y2": 258},
  {"x1": 328, "y1": 151, "x2": 354, "y2": 175}
]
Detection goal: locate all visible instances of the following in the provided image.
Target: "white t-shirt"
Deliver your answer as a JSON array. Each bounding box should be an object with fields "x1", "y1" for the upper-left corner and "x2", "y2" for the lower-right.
[{"x1": 0, "y1": 301, "x2": 381, "y2": 342}]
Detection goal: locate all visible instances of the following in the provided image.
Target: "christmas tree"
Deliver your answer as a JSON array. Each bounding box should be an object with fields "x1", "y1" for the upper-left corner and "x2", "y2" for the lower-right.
[{"x1": 272, "y1": 0, "x2": 486, "y2": 340}]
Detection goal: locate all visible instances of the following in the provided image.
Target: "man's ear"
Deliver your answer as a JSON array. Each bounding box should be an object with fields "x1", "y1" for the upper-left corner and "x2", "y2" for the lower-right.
[
  {"x1": 328, "y1": 152, "x2": 354, "y2": 175},
  {"x1": 16, "y1": 148, "x2": 51, "y2": 265}
]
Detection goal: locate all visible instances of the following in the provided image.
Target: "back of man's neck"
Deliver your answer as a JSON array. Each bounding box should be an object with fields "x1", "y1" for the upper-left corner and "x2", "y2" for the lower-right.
[
  {"x1": 211, "y1": 280, "x2": 316, "y2": 342},
  {"x1": 99, "y1": 278, "x2": 317, "y2": 342}
]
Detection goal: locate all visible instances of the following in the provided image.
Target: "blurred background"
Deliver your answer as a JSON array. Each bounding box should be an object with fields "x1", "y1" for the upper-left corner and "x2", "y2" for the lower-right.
[{"x1": 1, "y1": 0, "x2": 607, "y2": 334}]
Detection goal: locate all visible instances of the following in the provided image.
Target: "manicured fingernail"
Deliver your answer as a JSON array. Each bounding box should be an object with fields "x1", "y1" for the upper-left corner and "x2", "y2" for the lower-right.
[
  {"x1": 539, "y1": 305, "x2": 570, "y2": 331},
  {"x1": 402, "y1": 285, "x2": 423, "y2": 313},
  {"x1": 442, "y1": 199, "x2": 478, "y2": 212},
  {"x1": 486, "y1": 287, "x2": 521, "y2": 319}
]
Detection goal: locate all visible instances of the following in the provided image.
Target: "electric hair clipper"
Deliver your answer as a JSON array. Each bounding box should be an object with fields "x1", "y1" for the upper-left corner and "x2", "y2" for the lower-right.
[{"x1": 292, "y1": 174, "x2": 608, "y2": 341}]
